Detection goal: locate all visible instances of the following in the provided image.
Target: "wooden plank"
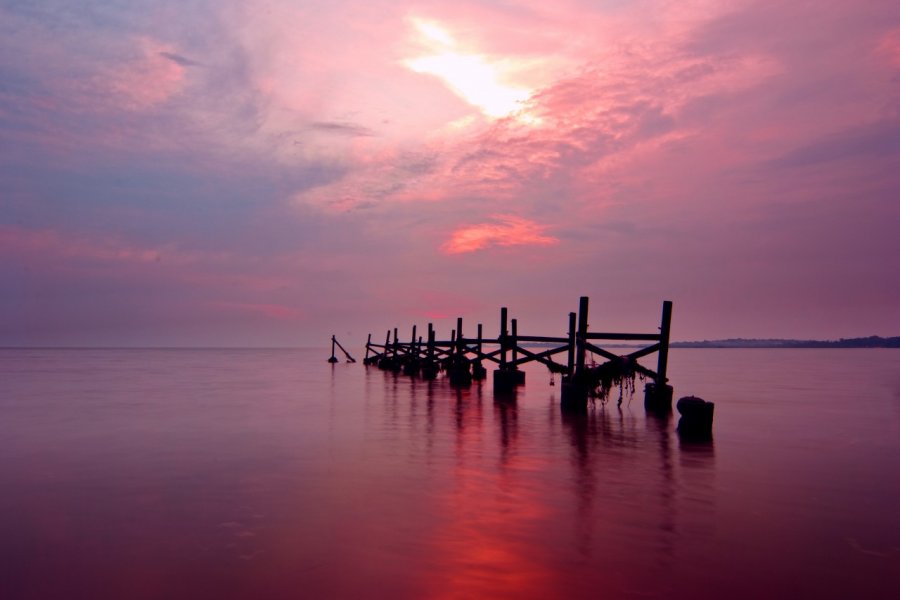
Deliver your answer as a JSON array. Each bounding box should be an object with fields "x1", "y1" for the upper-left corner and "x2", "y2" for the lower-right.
[
  {"x1": 584, "y1": 332, "x2": 661, "y2": 341},
  {"x1": 627, "y1": 343, "x2": 661, "y2": 361},
  {"x1": 516, "y1": 335, "x2": 570, "y2": 343},
  {"x1": 512, "y1": 345, "x2": 569, "y2": 369}
]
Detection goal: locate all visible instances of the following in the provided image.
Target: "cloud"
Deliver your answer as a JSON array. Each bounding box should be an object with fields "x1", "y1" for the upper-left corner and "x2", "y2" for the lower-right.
[
  {"x1": 100, "y1": 37, "x2": 187, "y2": 111},
  {"x1": 309, "y1": 121, "x2": 375, "y2": 137},
  {"x1": 441, "y1": 215, "x2": 559, "y2": 254},
  {"x1": 159, "y1": 51, "x2": 201, "y2": 67}
]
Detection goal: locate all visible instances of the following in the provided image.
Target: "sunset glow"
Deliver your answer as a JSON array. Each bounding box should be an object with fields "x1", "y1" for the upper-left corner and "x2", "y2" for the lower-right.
[
  {"x1": 442, "y1": 216, "x2": 559, "y2": 254},
  {"x1": 405, "y1": 19, "x2": 533, "y2": 119}
]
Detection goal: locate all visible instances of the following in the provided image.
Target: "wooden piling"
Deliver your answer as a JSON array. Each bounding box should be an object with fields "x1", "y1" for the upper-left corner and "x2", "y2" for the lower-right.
[
  {"x1": 576, "y1": 296, "x2": 589, "y2": 375},
  {"x1": 360, "y1": 296, "x2": 677, "y2": 411},
  {"x1": 328, "y1": 335, "x2": 338, "y2": 363},
  {"x1": 511, "y1": 319, "x2": 525, "y2": 385},
  {"x1": 473, "y1": 323, "x2": 487, "y2": 380},
  {"x1": 562, "y1": 297, "x2": 590, "y2": 410},
  {"x1": 658, "y1": 301, "x2": 672, "y2": 385},
  {"x1": 500, "y1": 307, "x2": 508, "y2": 368},
  {"x1": 645, "y1": 300, "x2": 674, "y2": 412}
]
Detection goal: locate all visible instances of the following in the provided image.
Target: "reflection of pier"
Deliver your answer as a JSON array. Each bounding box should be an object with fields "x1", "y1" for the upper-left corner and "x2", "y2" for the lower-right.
[{"x1": 363, "y1": 296, "x2": 674, "y2": 410}]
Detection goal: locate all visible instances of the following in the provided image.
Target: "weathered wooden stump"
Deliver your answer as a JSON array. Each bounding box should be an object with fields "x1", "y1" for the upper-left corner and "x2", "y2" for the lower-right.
[
  {"x1": 676, "y1": 396, "x2": 714, "y2": 439},
  {"x1": 493, "y1": 369, "x2": 518, "y2": 394},
  {"x1": 560, "y1": 378, "x2": 589, "y2": 411},
  {"x1": 421, "y1": 362, "x2": 439, "y2": 380},
  {"x1": 644, "y1": 382, "x2": 673, "y2": 413},
  {"x1": 513, "y1": 369, "x2": 526, "y2": 385},
  {"x1": 472, "y1": 360, "x2": 487, "y2": 380}
]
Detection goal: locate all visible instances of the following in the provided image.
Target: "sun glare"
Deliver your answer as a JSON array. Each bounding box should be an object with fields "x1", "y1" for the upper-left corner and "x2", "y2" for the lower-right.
[{"x1": 405, "y1": 19, "x2": 533, "y2": 120}]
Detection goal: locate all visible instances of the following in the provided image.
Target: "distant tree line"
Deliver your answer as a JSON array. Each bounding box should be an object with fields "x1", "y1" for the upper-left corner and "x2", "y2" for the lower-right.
[{"x1": 670, "y1": 336, "x2": 900, "y2": 349}]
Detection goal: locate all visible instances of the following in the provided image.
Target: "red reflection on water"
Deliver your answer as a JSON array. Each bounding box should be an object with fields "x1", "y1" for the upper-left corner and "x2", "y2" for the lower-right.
[{"x1": 417, "y1": 403, "x2": 557, "y2": 599}]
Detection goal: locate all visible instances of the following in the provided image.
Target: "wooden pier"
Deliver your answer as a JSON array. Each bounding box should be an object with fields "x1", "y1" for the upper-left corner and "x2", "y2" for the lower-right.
[{"x1": 361, "y1": 297, "x2": 674, "y2": 411}]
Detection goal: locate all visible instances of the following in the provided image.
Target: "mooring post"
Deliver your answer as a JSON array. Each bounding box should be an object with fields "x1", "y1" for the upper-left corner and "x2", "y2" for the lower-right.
[
  {"x1": 427, "y1": 323, "x2": 434, "y2": 361},
  {"x1": 561, "y1": 297, "x2": 590, "y2": 410},
  {"x1": 645, "y1": 300, "x2": 674, "y2": 413},
  {"x1": 456, "y1": 317, "x2": 464, "y2": 355},
  {"x1": 364, "y1": 333, "x2": 372, "y2": 363},
  {"x1": 328, "y1": 335, "x2": 338, "y2": 363},
  {"x1": 566, "y1": 312, "x2": 576, "y2": 376}
]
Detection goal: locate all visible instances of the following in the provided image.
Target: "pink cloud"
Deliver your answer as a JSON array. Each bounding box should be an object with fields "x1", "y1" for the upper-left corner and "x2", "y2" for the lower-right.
[
  {"x1": 441, "y1": 215, "x2": 559, "y2": 254},
  {"x1": 97, "y1": 37, "x2": 187, "y2": 112}
]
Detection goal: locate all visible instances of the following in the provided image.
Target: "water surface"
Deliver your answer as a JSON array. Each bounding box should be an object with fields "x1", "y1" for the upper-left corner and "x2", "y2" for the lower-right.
[{"x1": 1, "y1": 348, "x2": 898, "y2": 599}]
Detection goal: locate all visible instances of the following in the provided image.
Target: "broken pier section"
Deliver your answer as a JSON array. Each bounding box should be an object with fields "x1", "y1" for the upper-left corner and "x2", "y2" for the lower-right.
[{"x1": 362, "y1": 297, "x2": 674, "y2": 412}]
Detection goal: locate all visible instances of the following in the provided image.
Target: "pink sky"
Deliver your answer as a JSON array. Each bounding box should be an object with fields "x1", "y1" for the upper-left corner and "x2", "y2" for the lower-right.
[{"x1": 1, "y1": 0, "x2": 899, "y2": 346}]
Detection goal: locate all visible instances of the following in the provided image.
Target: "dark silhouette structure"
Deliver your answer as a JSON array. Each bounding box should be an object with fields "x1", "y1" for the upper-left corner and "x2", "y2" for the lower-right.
[
  {"x1": 328, "y1": 335, "x2": 356, "y2": 363},
  {"x1": 362, "y1": 296, "x2": 675, "y2": 412}
]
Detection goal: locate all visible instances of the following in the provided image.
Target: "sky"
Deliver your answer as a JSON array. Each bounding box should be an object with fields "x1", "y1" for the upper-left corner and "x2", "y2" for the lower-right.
[{"x1": 1, "y1": 0, "x2": 899, "y2": 347}]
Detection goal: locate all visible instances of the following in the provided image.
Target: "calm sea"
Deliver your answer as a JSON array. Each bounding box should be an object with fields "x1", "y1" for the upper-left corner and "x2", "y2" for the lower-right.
[{"x1": 1, "y1": 348, "x2": 898, "y2": 599}]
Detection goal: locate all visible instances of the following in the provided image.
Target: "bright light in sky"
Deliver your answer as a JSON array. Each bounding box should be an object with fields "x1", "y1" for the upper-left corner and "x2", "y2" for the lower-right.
[{"x1": 405, "y1": 19, "x2": 532, "y2": 119}]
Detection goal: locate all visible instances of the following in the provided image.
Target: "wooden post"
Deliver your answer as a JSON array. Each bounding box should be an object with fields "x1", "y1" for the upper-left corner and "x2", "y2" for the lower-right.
[
  {"x1": 329, "y1": 335, "x2": 338, "y2": 363},
  {"x1": 365, "y1": 333, "x2": 372, "y2": 362},
  {"x1": 403, "y1": 324, "x2": 419, "y2": 376},
  {"x1": 657, "y1": 300, "x2": 672, "y2": 384},
  {"x1": 473, "y1": 323, "x2": 487, "y2": 380},
  {"x1": 423, "y1": 323, "x2": 438, "y2": 380},
  {"x1": 511, "y1": 318, "x2": 525, "y2": 385},
  {"x1": 576, "y1": 296, "x2": 589, "y2": 376},
  {"x1": 511, "y1": 318, "x2": 518, "y2": 365},
  {"x1": 566, "y1": 312, "x2": 576, "y2": 376},
  {"x1": 392, "y1": 328, "x2": 398, "y2": 358},
  {"x1": 456, "y1": 317, "x2": 464, "y2": 355},
  {"x1": 645, "y1": 300, "x2": 674, "y2": 413},
  {"x1": 561, "y1": 298, "x2": 590, "y2": 410},
  {"x1": 500, "y1": 307, "x2": 508, "y2": 368}
]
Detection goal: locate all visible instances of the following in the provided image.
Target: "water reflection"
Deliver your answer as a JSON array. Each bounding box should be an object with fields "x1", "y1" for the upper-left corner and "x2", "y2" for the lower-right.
[
  {"x1": 493, "y1": 397, "x2": 519, "y2": 467},
  {"x1": 8, "y1": 349, "x2": 897, "y2": 599}
]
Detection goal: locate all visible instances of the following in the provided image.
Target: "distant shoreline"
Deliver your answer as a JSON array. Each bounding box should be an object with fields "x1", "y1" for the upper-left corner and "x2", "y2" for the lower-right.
[
  {"x1": 669, "y1": 336, "x2": 900, "y2": 349},
  {"x1": 2, "y1": 336, "x2": 898, "y2": 350}
]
